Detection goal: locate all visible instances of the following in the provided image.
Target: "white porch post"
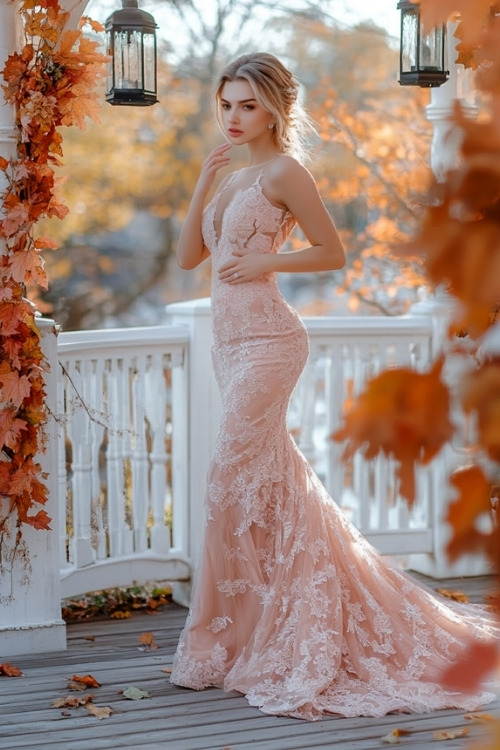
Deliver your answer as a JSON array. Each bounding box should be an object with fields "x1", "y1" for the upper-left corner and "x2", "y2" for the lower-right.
[
  {"x1": 0, "y1": 0, "x2": 88, "y2": 655},
  {"x1": 0, "y1": 320, "x2": 66, "y2": 655},
  {"x1": 425, "y1": 21, "x2": 478, "y2": 181},
  {"x1": 165, "y1": 299, "x2": 220, "y2": 576}
]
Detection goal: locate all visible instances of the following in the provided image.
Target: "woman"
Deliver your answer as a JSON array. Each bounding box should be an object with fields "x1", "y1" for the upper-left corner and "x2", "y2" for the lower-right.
[{"x1": 170, "y1": 52, "x2": 498, "y2": 720}]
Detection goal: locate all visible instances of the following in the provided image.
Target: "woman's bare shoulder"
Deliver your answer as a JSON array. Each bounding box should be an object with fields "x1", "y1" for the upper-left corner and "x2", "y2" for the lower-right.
[{"x1": 268, "y1": 154, "x2": 313, "y2": 184}]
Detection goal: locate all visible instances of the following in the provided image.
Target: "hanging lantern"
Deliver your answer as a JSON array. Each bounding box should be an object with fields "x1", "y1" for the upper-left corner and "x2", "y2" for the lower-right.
[
  {"x1": 105, "y1": 0, "x2": 158, "y2": 106},
  {"x1": 398, "y1": 0, "x2": 448, "y2": 87}
]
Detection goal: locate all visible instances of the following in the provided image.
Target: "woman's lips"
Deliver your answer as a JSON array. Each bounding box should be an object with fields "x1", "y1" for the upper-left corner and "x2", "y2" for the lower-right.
[{"x1": 228, "y1": 129, "x2": 243, "y2": 135}]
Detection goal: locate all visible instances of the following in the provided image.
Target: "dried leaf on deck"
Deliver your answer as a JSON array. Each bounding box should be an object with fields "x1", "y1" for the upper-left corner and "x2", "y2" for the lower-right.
[
  {"x1": 464, "y1": 713, "x2": 495, "y2": 723},
  {"x1": 433, "y1": 726, "x2": 469, "y2": 740},
  {"x1": 110, "y1": 610, "x2": 131, "y2": 619},
  {"x1": 436, "y1": 588, "x2": 470, "y2": 603},
  {"x1": 138, "y1": 631, "x2": 159, "y2": 650},
  {"x1": 85, "y1": 703, "x2": 112, "y2": 720},
  {"x1": 0, "y1": 663, "x2": 24, "y2": 677},
  {"x1": 52, "y1": 694, "x2": 94, "y2": 708},
  {"x1": 123, "y1": 686, "x2": 150, "y2": 700},
  {"x1": 67, "y1": 674, "x2": 101, "y2": 688},
  {"x1": 381, "y1": 728, "x2": 412, "y2": 743}
]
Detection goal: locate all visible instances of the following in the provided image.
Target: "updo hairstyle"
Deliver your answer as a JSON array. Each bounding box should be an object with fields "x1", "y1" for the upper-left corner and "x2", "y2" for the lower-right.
[{"x1": 213, "y1": 52, "x2": 314, "y2": 162}]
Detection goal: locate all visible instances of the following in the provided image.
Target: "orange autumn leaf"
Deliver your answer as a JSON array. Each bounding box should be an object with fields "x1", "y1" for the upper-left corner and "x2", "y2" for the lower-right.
[
  {"x1": 441, "y1": 639, "x2": 500, "y2": 694},
  {"x1": 0, "y1": 361, "x2": 32, "y2": 407},
  {"x1": 435, "y1": 587, "x2": 469, "y2": 603},
  {"x1": 445, "y1": 465, "x2": 493, "y2": 562},
  {"x1": 52, "y1": 694, "x2": 94, "y2": 708},
  {"x1": 332, "y1": 359, "x2": 453, "y2": 504},
  {"x1": 433, "y1": 727, "x2": 469, "y2": 741},
  {"x1": 0, "y1": 663, "x2": 24, "y2": 677},
  {"x1": 0, "y1": 408, "x2": 27, "y2": 450},
  {"x1": 138, "y1": 631, "x2": 159, "y2": 649},
  {"x1": 461, "y1": 360, "x2": 500, "y2": 463},
  {"x1": 68, "y1": 674, "x2": 101, "y2": 688}
]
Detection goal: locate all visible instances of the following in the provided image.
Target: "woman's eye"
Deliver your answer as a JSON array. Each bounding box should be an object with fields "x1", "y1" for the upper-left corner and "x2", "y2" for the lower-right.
[{"x1": 243, "y1": 105, "x2": 255, "y2": 110}]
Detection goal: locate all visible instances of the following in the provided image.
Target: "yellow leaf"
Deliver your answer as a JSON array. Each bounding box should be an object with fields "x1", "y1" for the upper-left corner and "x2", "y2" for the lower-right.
[
  {"x1": 433, "y1": 727, "x2": 469, "y2": 740},
  {"x1": 85, "y1": 703, "x2": 112, "y2": 720}
]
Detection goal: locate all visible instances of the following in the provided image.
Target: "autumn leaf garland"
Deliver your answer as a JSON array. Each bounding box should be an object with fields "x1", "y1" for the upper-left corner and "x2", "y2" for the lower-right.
[{"x1": 0, "y1": 1, "x2": 107, "y2": 539}]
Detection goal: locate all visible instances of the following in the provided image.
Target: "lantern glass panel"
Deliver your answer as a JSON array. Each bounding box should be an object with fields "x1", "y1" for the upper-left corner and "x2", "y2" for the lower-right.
[
  {"x1": 420, "y1": 25, "x2": 444, "y2": 71},
  {"x1": 114, "y1": 30, "x2": 142, "y2": 89},
  {"x1": 401, "y1": 8, "x2": 418, "y2": 73},
  {"x1": 143, "y1": 33, "x2": 156, "y2": 93}
]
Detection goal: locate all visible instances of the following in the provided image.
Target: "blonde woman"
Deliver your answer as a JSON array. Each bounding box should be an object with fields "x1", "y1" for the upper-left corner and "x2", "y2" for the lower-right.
[{"x1": 170, "y1": 52, "x2": 498, "y2": 720}]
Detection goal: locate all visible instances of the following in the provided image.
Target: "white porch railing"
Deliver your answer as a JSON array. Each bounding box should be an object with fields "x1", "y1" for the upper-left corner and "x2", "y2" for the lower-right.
[{"x1": 56, "y1": 297, "x2": 489, "y2": 604}]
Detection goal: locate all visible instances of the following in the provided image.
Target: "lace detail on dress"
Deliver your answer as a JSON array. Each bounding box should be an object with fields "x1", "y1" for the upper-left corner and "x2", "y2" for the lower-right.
[{"x1": 170, "y1": 167, "x2": 500, "y2": 720}]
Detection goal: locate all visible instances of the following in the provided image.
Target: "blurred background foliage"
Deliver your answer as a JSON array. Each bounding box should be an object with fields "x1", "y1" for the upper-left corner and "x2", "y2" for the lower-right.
[{"x1": 34, "y1": 0, "x2": 433, "y2": 330}]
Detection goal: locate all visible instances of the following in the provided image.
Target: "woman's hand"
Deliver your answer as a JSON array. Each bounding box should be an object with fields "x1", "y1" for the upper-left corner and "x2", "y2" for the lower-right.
[
  {"x1": 218, "y1": 250, "x2": 274, "y2": 284},
  {"x1": 196, "y1": 142, "x2": 232, "y2": 196}
]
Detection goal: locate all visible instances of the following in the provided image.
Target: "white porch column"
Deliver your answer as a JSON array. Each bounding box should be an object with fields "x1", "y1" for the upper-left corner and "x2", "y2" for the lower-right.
[
  {"x1": 165, "y1": 299, "x2": 220, "y2": 576},
  {"x1": 0, "y1": 319, "x2": 66, "y2": 655},
  {"x1": 426, "y1": 21, "x2": 478, "y2": 182}
]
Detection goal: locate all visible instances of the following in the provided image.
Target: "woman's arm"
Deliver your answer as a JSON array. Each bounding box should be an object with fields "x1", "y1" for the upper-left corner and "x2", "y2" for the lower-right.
[
  {"x1": 218, "y1": 156, "x2": 346, "y2": 282},
  {"x1": 177, "y1": 143, "x2": 232, "y2": 270}
]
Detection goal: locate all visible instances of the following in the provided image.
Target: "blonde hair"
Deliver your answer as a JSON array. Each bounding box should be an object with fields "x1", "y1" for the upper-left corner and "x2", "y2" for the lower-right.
[{"x1": 213, "y1": 52, "x2": 315, "y2": 162}]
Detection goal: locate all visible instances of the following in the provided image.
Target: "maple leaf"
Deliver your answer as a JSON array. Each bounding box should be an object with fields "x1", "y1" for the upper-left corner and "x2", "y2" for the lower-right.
[
  {"x1": 52, "y1": 694, "x2": 94, "y2": 708},
  {"x1": 138, "y1": 631, "x2": 158, "y2": 649},
  {"x1": 332, "y1": 359, "x2": 453, "y2": 504},
  {"x1": 0, "y1": 408, "x2": 28, "y2": 450},
  {"x1": 68, "y1": 674, "x2": 101, "y2": 688},
  {"x1": 21, "y1": 509, "x2": 51, "y2": 531},
  {"x1": 441, "y1": 639, "x2": 500, "y2": 693},
  {"x1": 445, "y1": 465, "x2": 493, "y2": 562},
  {"x1": 0, "y1": 361, "x2": 32, "y2": 407},
  {"x1": 418, "y1": 0, "x2": 493, "y2": 44},
  {"x1": 85, "y1": 703, "x2": 112, "y2": 720},
  {"x1": 461, "y1": 360, "x2": 500, "y2": 463},
  {"x1": 0, "y1": 663, "x2": 24, "y2": 677},
  {"x1": 8, "y1": 245, "x2": 48, "y2": 289},
  {"x1": 433, "y1": 727, "x2": 469, "y2": 740}
]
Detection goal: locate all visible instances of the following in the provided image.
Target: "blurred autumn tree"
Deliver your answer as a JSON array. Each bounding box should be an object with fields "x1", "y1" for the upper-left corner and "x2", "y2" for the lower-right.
[{"x1": 36, "y1": 0, "x2": 431, "y2": 329}]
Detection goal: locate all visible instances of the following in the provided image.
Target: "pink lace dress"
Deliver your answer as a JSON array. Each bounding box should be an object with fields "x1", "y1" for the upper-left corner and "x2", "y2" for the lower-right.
[{"x1": 170, "y1": 169, "x2": 499, "y2": 720}]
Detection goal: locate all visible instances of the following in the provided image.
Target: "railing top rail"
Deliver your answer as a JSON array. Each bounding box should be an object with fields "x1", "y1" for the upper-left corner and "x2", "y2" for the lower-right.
[
  {"x1": 58, "y1": 324, "x2": 190, "y2": 354},
  {"x1": 303, "y1": 315, "x2": 432, "y2": 337}
]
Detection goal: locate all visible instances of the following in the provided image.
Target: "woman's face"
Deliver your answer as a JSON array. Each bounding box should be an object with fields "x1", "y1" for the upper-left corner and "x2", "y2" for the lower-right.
[{"x1": 219, "y1": 79, "x2": 274, "y2": 146}]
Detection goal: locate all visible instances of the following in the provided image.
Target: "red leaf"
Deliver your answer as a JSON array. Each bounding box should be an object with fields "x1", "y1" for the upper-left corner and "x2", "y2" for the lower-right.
[{"x1": 441, "y1": 640, "x2": 500, "y2": 693}]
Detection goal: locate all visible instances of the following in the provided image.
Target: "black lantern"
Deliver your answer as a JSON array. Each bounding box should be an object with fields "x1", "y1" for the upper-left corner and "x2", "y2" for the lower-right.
[
  {"x1": 105, "y1": 0, "x2": 158, "y2": 106},
  {"x1": 398, "y1": 0, "x2": 448, "y2": 87}
]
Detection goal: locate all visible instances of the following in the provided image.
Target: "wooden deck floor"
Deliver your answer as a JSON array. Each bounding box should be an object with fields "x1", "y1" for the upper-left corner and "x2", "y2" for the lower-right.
[{"x1": 1, "y1": 574, "x2": 499, "y2": 750}]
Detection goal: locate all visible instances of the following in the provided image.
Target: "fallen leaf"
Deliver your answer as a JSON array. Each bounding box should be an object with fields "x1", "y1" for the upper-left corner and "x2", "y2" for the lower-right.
[
  {"x1": 436, "y1": 588, "x2": 470, "y2": 603},
  {"x1": 161, "y1": 668, "x2": 172, "y2": 673},
  {"x1": 67, "y1": 674, "x2": 101, "y2": 688},
  {"x1": 123, "y1": 686, "x2": 150, "y2": 700},
  {"x1": 52, "y1": 694, "x2": 94, "y2": 708},
  {"x1": 381, "y1": 728, "x2": 412, "y2": 744},
  {"x1": 85, "y1": 703, "x2": 112, "y2": 720},
  {"x1": 464, "y1": 712, "x2": 495, "y2": 723},
  {"x1": 0, "y1": 663, "x2": 24, "y2": 677},
  {"x1": 433, "y1": 727, "x2": 469, "y2": 740},
  {"x1": 138, "y1": 631, "x2": 158, "y2": 650},
  {"x1": 67, "y1": 680, "x2": 89, "y2": 691},
  {"x1": 110, "y1": 610, "x2": 131, "y2": 619},
  {"x1": 83, "y1": 635, "x2": 95, "y2": 641}
]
